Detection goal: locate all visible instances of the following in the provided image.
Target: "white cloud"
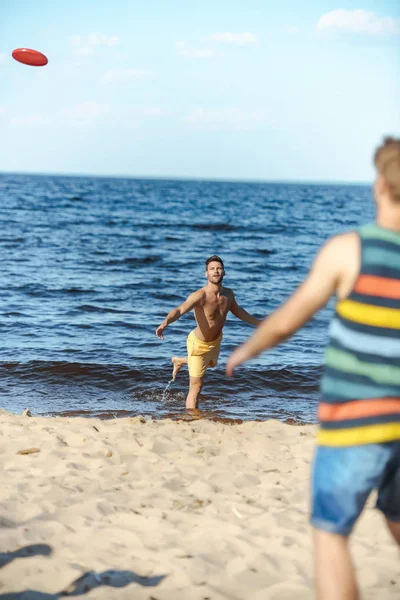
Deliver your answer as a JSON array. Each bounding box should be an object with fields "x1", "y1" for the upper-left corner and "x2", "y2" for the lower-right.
[
  {"x1": 139, "y1": 107, "x2": 168, "y2": 118},
  {"x1": 203, "y1": 32, "x2": 257, "y2": 45},
  {"x1": 126, "y1": 106, "x2": 170, "y2": 119},
  {"x1": 71, "y1": 33, "x2": 120, "y2": 56},
  {"x1": 175, "y1": 41, "x2": 223, "y2": 59},
  {"x1": 62, "y1": 101, "x2": 110, "y2": 124},
  {"x1": 122, "y1": 106, "x2": 171, "y2": 127},
  {"x1": 88, "y1": 33, "x2": 120, "y2": 46},
  {"x1": 10, "y1": 115, "x2": 51, "y2": 126},
  {"x1": 176, "y1": 32, "x2": 257, "y2": 59},
  {"x1": 0, "y1": 53, "x2": 8, "y2": 65},
  {"x1": 101, "y1": 68, "x2": 148, "y2": 85},
  {"x1": 71, "y1": 33, "x2": 120, "y2": 47},
  {"x1": 75, "y1": 47, "x2": 94, "y2": 56},
  {"x1": 249, "y1": 111, "x2": 266, "y2": 123},
  {"x1": 316, "y1": 9, "x2": 400, "y2": 35},
  {"x1": 71, "y1": 35, "x2": 82, "y2": 46},
  {"x1": 184, "y1": 108, "x2": 266, "y2": 129}
]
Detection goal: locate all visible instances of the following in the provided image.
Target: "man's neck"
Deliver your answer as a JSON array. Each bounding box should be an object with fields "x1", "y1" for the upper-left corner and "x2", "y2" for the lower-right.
[
  {"x1": 376, "y1": 203, "x2": 400, "y2": 232},
  {"x1": 206, "y1": 282, "x2": 222, "y2": 294}
]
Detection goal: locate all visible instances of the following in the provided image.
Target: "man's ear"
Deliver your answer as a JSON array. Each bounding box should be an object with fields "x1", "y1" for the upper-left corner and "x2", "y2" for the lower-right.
[
  {"x1": 380, "y1": 176, "x2": 392, "y2": 198},
  {"x1": 376, "y1": 174, "x2": 385, "y2": 195},
  {"x1": 378, "y1": 174, "x2": 393, "y2": 195}
]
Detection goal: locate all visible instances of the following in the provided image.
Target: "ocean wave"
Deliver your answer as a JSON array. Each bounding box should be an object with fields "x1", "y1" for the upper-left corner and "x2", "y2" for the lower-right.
[
  {"x1": 76, "y1": 305, "x2": 136, "y2": 314},
  {"x1": 104, "y1": 256, "x2": 163, "y2": 267},
  {"x1": 0, "y1": 360, "x2": 320, "y2": 389}
]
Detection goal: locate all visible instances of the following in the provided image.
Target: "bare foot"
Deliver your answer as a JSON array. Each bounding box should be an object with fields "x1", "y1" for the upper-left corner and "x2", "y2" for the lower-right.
[{"x1": 171, "y1": 356, "x2": 183, "y2": 380}]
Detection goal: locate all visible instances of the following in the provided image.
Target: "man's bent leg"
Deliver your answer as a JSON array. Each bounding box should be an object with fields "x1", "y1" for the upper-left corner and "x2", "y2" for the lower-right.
[
  {"x1": 313, "y1": 529, "x2": 359, "y2": 600},
  {"x1": 186, "y1": 376, "x2": 203, "y2": 409},
  {"x1": 171, "y1": 356, "x2": 188, "y2": 380}
]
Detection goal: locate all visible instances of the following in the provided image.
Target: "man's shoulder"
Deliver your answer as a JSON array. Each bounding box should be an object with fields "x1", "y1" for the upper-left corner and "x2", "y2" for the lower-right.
[
  {"x1": 316, "y1": 231, "x2": 359, "y2": 278},
  {"x1": 221, "y1": 286, "x2": 235, "y2": 297},
  {"x1": 190, "y1": 287, "x2": 207, "y2": 299},
  {"x1": 331, "y1": 230, "x2": 359, "y2": 244},
  {"x1": 325, "y1": 231, "x2": 359, "y2": 254}
]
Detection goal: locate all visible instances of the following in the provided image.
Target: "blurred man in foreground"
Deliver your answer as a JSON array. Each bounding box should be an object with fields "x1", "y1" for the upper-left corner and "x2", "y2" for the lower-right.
[{"x1": 227, "y1": 137, "x2": 400, "y2": 600}]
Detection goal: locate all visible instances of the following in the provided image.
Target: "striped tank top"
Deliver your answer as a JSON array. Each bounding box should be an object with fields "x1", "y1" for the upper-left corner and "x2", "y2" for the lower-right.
[{"x1": 318, "y1": 223, "x2": 400, "y2": 447}]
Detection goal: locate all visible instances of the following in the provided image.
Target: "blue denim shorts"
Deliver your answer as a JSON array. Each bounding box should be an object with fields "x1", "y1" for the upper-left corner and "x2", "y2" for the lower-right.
[{"x1": 311, "y1": 441, "x2": 400, "y2": 535}]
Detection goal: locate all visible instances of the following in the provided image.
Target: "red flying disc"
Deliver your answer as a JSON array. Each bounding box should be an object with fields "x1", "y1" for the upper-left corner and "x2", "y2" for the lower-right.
[{"x1": 12, "y1": 48, "x2": 48, "y2": 67}]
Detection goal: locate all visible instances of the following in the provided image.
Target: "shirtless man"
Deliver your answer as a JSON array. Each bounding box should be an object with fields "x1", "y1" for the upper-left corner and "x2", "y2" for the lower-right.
[
  {"x1": 156, "y1": 255, "x2": 261, "y2": 409},
  {"x1": 226, "y1": 137, "x2": 400, "y2": 600}
]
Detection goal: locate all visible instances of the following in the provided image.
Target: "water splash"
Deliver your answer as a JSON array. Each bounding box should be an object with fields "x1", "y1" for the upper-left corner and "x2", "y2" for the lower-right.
[{"x1": 161, "y1": 378, "x2": 174, "y2": 403}]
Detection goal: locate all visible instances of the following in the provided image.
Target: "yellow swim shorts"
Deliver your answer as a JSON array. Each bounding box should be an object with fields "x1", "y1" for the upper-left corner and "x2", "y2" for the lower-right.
[{"x1": 186, "y1": 329, "x2": 222, "y2": 378}]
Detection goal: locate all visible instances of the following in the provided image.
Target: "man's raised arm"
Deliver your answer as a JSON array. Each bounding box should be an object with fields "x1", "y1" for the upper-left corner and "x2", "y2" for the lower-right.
[
  {"x1": 226, "y1": 236, "x2": 345, "y2": 374},
  {"x1": 230, "y1": 295, "x2": 262, "y2": 327},
  {"x1": 156, "y1": 290, "x2": 203, "y2": 339}
]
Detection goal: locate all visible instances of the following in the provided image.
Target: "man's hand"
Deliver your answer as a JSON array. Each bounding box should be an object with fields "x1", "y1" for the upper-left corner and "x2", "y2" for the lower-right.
[
  {"x1": 156, "y1": 323, "x2": 167, "y2": 339},
  {"x1": 155, "y1": 290, "x2": 203, "y2": 340},
  {"x1": 226, "y1": 345, "x2": 252, "y2": 376}
]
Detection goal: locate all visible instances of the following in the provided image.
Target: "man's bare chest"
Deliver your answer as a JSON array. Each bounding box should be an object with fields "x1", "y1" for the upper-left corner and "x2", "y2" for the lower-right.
[{"x1": 202, "y1": 296, "x2": 231, "y2": 318}]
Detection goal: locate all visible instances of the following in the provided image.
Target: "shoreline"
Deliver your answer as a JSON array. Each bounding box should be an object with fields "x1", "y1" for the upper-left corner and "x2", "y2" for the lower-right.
[
  {"x1": 5, "y1": 407, "x2": 316, "y2": 426},
  {"x1": 0, "y1": 410, "x2": 398, "y2": 599}
]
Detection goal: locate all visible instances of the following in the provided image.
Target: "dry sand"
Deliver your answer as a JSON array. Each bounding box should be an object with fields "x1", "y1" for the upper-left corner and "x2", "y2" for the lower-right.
[{"x1": 0, "y1": 409, "x2": 398, "y2": 599}]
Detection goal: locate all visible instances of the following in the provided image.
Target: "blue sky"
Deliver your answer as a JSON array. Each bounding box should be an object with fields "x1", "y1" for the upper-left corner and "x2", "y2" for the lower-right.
[{"x1": 0, "y1": 1, "x2": 399, "y2": 181}]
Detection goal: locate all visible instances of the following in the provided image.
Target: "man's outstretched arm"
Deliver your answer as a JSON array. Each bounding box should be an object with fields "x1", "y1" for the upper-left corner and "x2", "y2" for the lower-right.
[
  {"x1": 156, "y1": 290, "x2": 203, "y2": 339},
  {"x1": 226, "y1": 237, "x2": 343, "y2": 375},
  {"x1": 230, "y1": 296, "x2": 262, "y2": 327}
]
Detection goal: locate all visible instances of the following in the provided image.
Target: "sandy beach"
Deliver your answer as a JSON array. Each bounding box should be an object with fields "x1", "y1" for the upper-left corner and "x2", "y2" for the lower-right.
[{"x1": 0, "y1": 410, "x2": 398, "y2": 599}]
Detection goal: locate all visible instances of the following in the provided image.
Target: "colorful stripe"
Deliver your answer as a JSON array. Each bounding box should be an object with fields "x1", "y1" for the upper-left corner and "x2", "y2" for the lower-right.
[
  {"x1": 336, "y1": 299, "x2": 400, "y2": 329},
  {"x1": 320, "y1": 413, "x2": 400, "y2": 430},
  {"x1": 361, "y1": 224, "x2": 400, "y2": 246},
  {"x1": 319, "y1": 224, "x2": 400, "y2": 446},
  {"x1": 317, "y1": 422, "x2": 400, "y2": 446},
  {"x1": 336, "y1": 315, "x2": 400, "y2": 339},
  {"x1": 364, "y1": 247, "x2": 400, "y2": 272},
  {"x1": 362, "y1": 263, "x2": 400, "y2": 279},
  {"x1": 321, "y1": 373, "x2": 400, "y2": 401},
  {"x1": 329, "y1": 318, "x2": 400, "y2": 357},
  {"x1": 325, "y1": 347, "x2": 400, "y2": 385},
  {"x1": 349, "y1": 292, "x2": 400, "y2": 310},
  {"x1": 354, "y1": 275, "x2": 400, "y2": 300},
  {"x1": 318, "y1": 398, "x2": 400, "y2": 422}
]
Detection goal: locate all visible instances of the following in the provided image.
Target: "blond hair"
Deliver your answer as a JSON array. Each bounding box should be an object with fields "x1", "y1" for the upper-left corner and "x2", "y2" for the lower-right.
[{"x1": 374, "y1": 136, "x2": 400, "y2": 203}]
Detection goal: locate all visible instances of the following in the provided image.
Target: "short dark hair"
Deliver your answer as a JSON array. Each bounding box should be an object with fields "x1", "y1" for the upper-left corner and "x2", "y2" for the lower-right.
[{"x1": 205, "y1": 255, "x2": 224, "y2": 269}]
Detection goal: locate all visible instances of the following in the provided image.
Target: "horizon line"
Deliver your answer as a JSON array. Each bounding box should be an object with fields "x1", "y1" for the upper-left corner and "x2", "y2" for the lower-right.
[{"x1": 0, "y1": 169, "x2": 372, "y2": 187}]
